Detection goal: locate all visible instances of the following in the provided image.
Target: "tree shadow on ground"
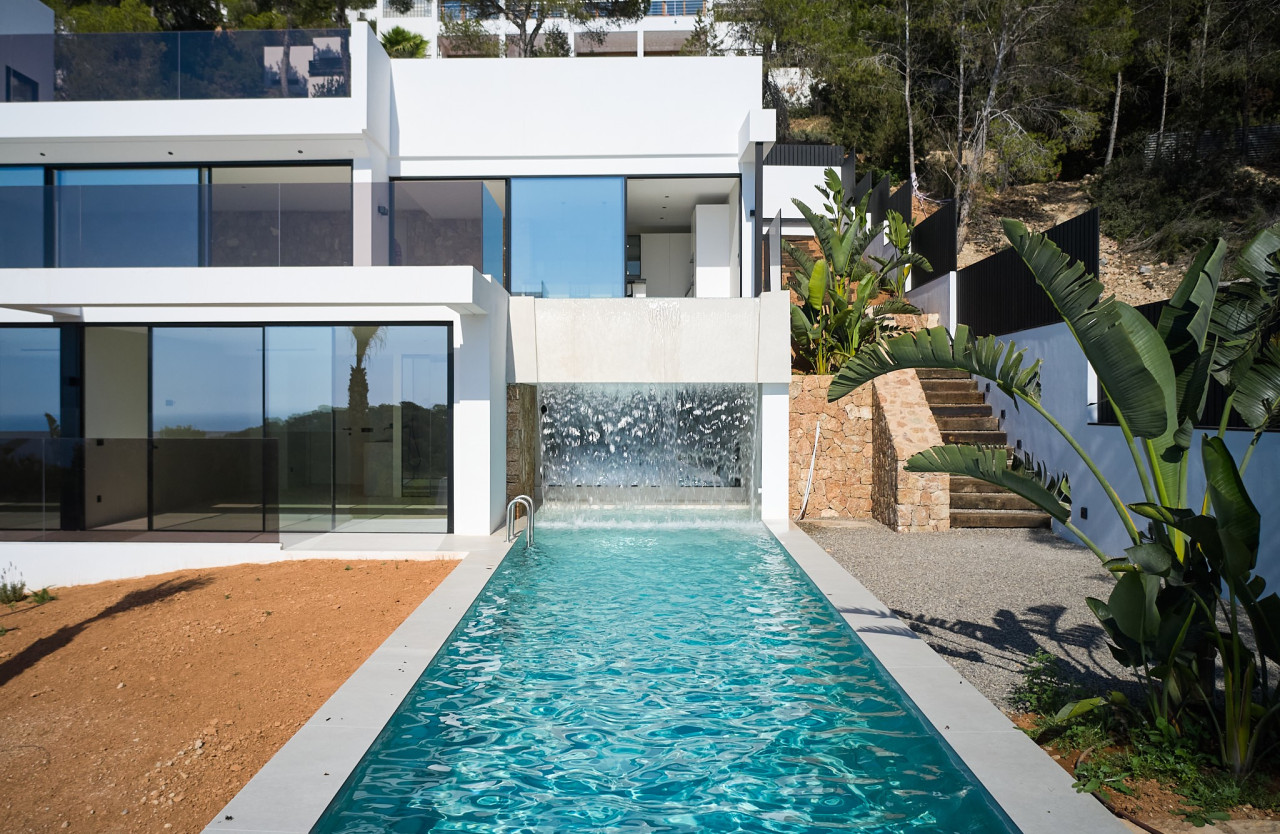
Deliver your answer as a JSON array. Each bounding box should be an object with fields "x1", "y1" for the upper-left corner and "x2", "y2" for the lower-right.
[
  {"x1": 890, "y1": 602, "x2": 1139, "y2": 700},
  {"x1": 0, "y1": 577, "x2": 212, "y2": 687}
]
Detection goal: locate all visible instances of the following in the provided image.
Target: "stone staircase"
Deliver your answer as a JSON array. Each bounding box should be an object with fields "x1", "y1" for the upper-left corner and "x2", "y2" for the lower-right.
[{"x1": 916, "y1": 369, "x2": 1052, "y2": 529}]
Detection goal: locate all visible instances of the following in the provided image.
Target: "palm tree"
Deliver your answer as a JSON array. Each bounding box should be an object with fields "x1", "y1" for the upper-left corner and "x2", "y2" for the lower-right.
[{"x1": 380, "y1": 26, "x2": 429, "y2": 58}]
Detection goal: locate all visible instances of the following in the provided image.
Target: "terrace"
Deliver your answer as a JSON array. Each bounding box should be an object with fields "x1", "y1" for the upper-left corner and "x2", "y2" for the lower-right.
[{"x1": 1, "y1": 29, "x2": 351, "y2": 103}]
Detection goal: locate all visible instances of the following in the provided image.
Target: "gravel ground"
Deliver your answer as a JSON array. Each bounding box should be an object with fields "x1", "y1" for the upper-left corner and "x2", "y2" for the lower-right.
[{"x1": 799, "y1": 519, "x2": 1136, "y2": 711}]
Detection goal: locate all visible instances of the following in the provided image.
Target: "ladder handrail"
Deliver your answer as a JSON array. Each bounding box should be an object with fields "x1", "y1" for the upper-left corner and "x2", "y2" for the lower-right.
[{"x1": 506, "y1": 494, "x2": 534, "y2": 545}]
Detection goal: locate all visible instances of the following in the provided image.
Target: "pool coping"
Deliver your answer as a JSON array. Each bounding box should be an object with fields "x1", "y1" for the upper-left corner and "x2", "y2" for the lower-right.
[
  {"x1": 203, "y1": 521, "x2": 1127, "y2": 834},
  {"x1": 201, "y1": 529, "x2": 518, "y2": 834},
  {"x1": 767, "y1": 520, "x2": 1128, "y2": 834}
]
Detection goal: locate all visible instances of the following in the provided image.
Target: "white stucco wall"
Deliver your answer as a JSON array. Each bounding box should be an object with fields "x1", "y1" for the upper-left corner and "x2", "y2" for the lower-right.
[
  {"x1": 762, "y1": 165, "x2": 826, "y2": 221},
  {"x1": 904, "y1": 271, "x2": 957, "y2": 332},
  {"x1": 390, "y1": 56, "x2": 764, "y2": 176},
  {"x1": 988, "y1": 321, "x2": 1280, "y2": 587}
]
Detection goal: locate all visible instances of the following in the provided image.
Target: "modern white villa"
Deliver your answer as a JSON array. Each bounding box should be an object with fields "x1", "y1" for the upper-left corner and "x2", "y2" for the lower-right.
[{"x1": 0, "y1": 0, "x2": 825, "y2": 588}]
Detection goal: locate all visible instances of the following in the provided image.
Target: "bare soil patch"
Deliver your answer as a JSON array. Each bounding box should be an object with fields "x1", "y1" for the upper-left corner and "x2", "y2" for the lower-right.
[
  {"x1": 961, "y1": 180, "x2": 1191, "y2": 307},
  {"x1": 0, "y1": 558, "x2": 457, "y2": 833}
]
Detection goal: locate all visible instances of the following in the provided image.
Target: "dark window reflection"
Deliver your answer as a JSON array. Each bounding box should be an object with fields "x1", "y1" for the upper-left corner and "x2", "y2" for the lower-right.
[
  {"x1": 0, "y1": 324, "x2": 450, "y2": 535},
  {"x1": 392, "y1": 180, "x2": 505, "y2": 281},
  {"x1": 209, "y1": 166, "x2": 352, "y2": 267},
  {"x1": 151, "y1": 327, "x2": 264, "y2": 532},
  {"x1": 0, "y1": 167, "x2": 45, "y2": 268},
  {"x1": 57, "y1": 169, "x2": 200, "y2": 267},
  {"x1": 0, "y1": 328, "x2": 65, "y2": 530}
]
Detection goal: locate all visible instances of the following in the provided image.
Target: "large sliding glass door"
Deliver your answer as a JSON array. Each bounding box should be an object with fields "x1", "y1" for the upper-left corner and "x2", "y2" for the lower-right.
[
  {"x1": 331, "y1": 326, "x2": 450, "y2": 532},
  {"x1": 0, "y1": 323, "x2": 452, "y2": 536},
  {"x1": 151, "y1": 327, "x2": 266, "y2": 532},
  {"x1": 267, "y1": 325, "x2": 451, "y2": 533}
]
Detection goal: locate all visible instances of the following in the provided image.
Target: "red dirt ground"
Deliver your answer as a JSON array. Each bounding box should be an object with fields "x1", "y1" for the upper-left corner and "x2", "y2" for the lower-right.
[{"x1": 0, "y1": 558, "x2": 457, "y2": 833}]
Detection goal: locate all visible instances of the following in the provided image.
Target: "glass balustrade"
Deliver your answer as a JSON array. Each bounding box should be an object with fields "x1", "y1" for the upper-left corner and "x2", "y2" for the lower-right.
[{"x1": 0, "y1": 29, "x2": 350, "y2": 102}]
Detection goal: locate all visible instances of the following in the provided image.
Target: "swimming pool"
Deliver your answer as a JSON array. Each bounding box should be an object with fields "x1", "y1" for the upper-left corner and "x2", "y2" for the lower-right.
[{"x1": 311, "y1": 515, "x2": 1019, "y2": 833}]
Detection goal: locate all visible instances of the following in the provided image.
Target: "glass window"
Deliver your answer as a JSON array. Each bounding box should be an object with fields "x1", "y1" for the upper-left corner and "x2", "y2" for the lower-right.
[
  {"x1": 510, "y1": 177, "x2": 625, "y2": 298},
  {"x1": 332, "y1": 325, "x2": 450, "y2": 532},
  {"x1": 209, "y1": 166, "x2": 352, "y2": 267},
  {"x1": 0, "y1": 328, "x2": 65, "y2": 531},
  {"x1": 391, "y1": 180, "x2": 505, "y2": 280},
  {"x1": 266, "y1": 326, "x2": 336, "y2": 533},
  {"x1": 56, "y1": 168, "x2": 200, "y2": 267},
  {"x1": 0, "y1": 167, "x2": 45, "y2": 268},
  {"x1": 151, "y1": 327, "x2": 264, "y2": 531}
]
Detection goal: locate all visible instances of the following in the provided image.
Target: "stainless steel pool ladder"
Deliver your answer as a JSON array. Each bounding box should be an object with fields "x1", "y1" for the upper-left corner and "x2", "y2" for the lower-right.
[{"x1": 506, "y1": 495, "x2": 534, "y2": 545}]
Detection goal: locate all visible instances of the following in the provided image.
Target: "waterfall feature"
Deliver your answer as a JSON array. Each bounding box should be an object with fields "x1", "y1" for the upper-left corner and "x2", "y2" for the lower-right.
[{"x1": 538, "y1": 383, "x2": 758, "y2": 510}]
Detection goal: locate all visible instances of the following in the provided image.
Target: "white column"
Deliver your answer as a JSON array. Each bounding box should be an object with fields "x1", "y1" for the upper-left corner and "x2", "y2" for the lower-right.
[
  {"x1": 451, "y1": 276, "x2": 511, "y2": 535},
  {"x1": 759, "y1": 382, "x2": 790, "y2": 521}
]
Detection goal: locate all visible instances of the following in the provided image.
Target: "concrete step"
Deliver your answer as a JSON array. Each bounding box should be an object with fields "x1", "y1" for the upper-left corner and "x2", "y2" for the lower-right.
[
  {"x1": 950, "y1": 491, "x2": 1040, "y2": 511},
  {"x1": 919, "y1": 379, "x2": 979, "y2": 395},
  {"x1": 934, "y1": 415, "x2": 1000, "y2": 432},
  {"x1": 916, "y1": 369, "x2": 972, "y2": 380},
  {"x1": 950, "y1": 509, "x2": 1052, "y2": 528},
  {"x1": 939, "y1": 430, "x2": 1008, "y2": 445},
  {"x1": 924, "y1": 389, "x2": 986, "y2": 406},
  {"x1": 930, "y1": 404, "x2": 992, "y2": 418}
]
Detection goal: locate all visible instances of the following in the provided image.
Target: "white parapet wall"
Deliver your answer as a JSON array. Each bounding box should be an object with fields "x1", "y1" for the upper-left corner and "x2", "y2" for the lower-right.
[{"x1": 507, "y1": 292, "x2": 791, "y2": 519}]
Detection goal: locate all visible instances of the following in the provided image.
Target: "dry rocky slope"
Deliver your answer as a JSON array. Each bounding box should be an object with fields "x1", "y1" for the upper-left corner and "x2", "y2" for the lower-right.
[{"x1": 958, "y1": 179, "x2": 1188, "y2": 306}]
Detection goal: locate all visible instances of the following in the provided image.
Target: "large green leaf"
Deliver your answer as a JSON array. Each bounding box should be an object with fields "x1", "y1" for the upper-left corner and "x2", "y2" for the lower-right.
[
  {"x1": 793, "y1": 198, "x2": 837, "y2": 266},
  {"x1": 1210, "y1": 223, "x2": 1280, "y2": 388},
  {"x1": 827, "y1": 325, "x2": 1042, "y2": 404},
  {"x1": 807, "y1": 259, "x2": 829, "y2": 312},
  {"x1": 1158, "y1": 239, "x2": 1226, "y2": 434},
  {"x1": 1202, "y1": 436, "x2": 1260, "y2": 557},
  {"x1": 903, "y1": 444, "x2": 1070, "y2": 522},
  {"x1": 1109, "y1": 571, "x2": 1162, "y2": 643},
  {"x1": 1229, "y1": 337, "x2": 1280, "y2": 430},
  {"x1": 1003, "y1": 219, "x2": 1175, "y2": 439}
]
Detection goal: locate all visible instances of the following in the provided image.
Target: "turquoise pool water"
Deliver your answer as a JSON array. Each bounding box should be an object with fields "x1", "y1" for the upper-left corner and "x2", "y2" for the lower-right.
[{"x1": 313, "y1": 516, "x2": 1018, "y2": 833}]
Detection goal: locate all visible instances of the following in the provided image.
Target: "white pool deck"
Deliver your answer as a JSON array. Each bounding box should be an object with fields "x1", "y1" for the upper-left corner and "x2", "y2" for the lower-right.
[{"x1": 203, "y1": 522, "x2": 1126, "y2": 834}]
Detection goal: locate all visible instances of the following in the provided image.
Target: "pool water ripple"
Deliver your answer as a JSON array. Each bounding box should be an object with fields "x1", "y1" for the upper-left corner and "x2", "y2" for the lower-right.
[{"x1": 313, "y1": 521, "x2": 1017, "y2": 833}]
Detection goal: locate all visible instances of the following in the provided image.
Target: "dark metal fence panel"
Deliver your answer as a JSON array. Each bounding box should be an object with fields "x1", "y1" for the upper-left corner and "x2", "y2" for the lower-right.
[
  {"x1": 1143, "y1": 124, "x2": 1280, "y2": 165},
  {"x1": 763, "y1": 143, "x2": 845, "y2": 167},
  {"x1": 910, "y1": 201, "x2": 956, "y2": 286},
  {"x1": 887, "y1": 180, "x2": 912, "y2": 223},
  {"x1": 1094, "y1": 300, "x2": 1278, "y2": 432},
  {"x1": 956, "y1": 209, "x2": 1099, "y2": 337},
  {"x1": 866, "y1": 175, "x2": 891, "y2": 228},
  {"x1": 851, "y1": 173, "x2": 873, "y2": 206}
]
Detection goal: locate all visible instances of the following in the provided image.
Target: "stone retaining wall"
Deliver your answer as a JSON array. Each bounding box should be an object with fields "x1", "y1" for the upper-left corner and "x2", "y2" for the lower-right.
[
  {"x1": 871, "y1": 370, "x2": 950, "y2": 532},
  {"x1": 790, "y1": 367, "x2": 949, "y2": 532},
  {"x1": 789, "y1": 375, "x2": 873, "y2": 519},
  {"x1": 506, "y1": 384, "x2": 538, "y2": 504}
]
